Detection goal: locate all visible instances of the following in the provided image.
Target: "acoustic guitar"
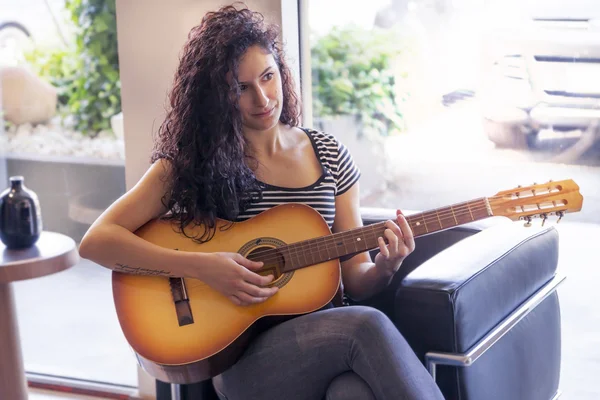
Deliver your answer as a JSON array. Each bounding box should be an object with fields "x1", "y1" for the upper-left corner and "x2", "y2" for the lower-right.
[{"x1": 112, "y1": 179, "x2": 583, "y2": 384}]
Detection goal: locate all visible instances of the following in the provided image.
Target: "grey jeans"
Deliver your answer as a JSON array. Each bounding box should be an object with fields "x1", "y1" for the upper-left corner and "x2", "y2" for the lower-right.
[{"x1": 212, "y1": 306, "x2": 444, "y2": 400}]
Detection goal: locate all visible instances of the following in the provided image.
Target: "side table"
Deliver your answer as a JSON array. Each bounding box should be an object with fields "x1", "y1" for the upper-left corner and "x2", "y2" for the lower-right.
[{"x1": 0, "y1": 231, "x2": 79, "y2": 400}]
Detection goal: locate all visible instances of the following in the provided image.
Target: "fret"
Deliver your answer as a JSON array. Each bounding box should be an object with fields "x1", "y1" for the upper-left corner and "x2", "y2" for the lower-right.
[
  {"x1": 306, "y1": 238, "x2": 317, "y2": 265},
  {"x1": 450, "y1": 206, "x2": 458, "y2": 225},
  {"x1": 313, "y1": 238, "x2": 320, "y2": 263},
  {"x1": 466, "y1": 201, "x2": 475, "y2": 221},
  {"x1": 335, "y1": 234, "x2": 346, "y2": 257},
  {"x1": 365, "y1": 224, "x2": 377, "y2": 248},
  {"x1": 452, "y1": 206, "x2": 465, "y2": 225},
  {"x1": 293, "y1": 244, "x2": 303, "y2": 267},
  {"x1": 350, "y1": 231, "x2": 359, "y2": 254},
  {"x1": 323, "y1": 237, "x2": 332, "y2": 260},
  {"x1": 422, "y1": 214, "x2": 429, "y2": 233},
  {"x1": 299, "y1": 240, "x2": 308, "y2": 265},
  {"x1": 342, "y1": 236, "x2": 350, "y2": 258},
  {"x1": 286, "y1": 246, "x2": 297, "y2": 270},
  {"x1": 469, "y1": 204, "x2": 480, "y2": 221},
  {"x1": 449, "y1": 205, "x2": 462, "y2": 225},
  {"x1": 353, "y1": 229, "x2": 360, "y2": 252},
  {"x1": 426, "y1": 211, "x2": 442, "y2": 232},
  {"x1": 473, "y1": 199, "x2": 488, "y2": 220},
  {"x1": 364, "y1": 226, "x2": 373, "y2": 247},
  {"x1": 361, "y1": 227, "x2": 372, "y2": 251},
  {"x1": 333, "y1": 236, "x2": 344, "y2": 259},
  {"x1": 315, "y1": 237, "x2": 327, "y2": 262},
  {"x1": 443, "y1": 211, "x2": 456, "y2": 227},
  {"x1": 325, "y1": 240, "x2": 334, "y2": 261},
  {"x1": 299, "y1": 243, "x2": 307, "y2": 266},
  {"x1": 370, "y1": 224, "x2": 383, "y2": 249},
  {"x1": 408, "y1": 216, "x2": 425, "y2": 237},
  {"x1": 291, "y1": 243, "x2": 300, "y2": 267},
  {"x1": 359, "y1": 227, "x2": 369, "y2": 251},
  {"x1": 435, "y1": 209, "x2": 443, "y2": 229},
  {"x1": 314, "y1": 238, "x2": 323, "y2": 263}
]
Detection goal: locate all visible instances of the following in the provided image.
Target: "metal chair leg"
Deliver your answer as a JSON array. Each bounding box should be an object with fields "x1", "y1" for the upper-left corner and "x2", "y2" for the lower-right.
[{"x1": 171, "y1": 383, "x2": 183, "y2": 400}]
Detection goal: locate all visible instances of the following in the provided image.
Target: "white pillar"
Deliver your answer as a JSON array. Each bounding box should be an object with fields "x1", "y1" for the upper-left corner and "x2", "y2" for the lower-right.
[{"x1": 114, "y1": 1, "x2": 301, "y2": 397}]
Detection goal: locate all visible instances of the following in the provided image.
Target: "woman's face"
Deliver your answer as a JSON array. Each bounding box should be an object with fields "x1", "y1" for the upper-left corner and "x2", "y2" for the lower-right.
[{"x1": 236, "y1": 45, "x2": 283, "y2": 132}]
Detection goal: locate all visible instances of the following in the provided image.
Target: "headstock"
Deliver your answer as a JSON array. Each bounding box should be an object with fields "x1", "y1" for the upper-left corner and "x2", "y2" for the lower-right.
[{"x1": 489, "y1": 179, "x2": 583, "y2": 226}]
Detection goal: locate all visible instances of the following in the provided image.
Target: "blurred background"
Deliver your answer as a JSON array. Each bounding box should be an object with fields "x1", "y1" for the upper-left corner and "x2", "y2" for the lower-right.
[{"x1": 1, "y1": 0, "x2": 598, "y2": 398}]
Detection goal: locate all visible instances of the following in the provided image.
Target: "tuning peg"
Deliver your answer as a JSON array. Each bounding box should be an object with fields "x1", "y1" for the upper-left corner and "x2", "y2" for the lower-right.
[
  {"x1": 524, "y1": 216, "x2": 532, "y2": 227},
  {"x1": 556, "y1": 211, "x2": 564, "y2": 223},
  {"x1": 540, "y1": 213, "x2": 547, "y2": 226}
]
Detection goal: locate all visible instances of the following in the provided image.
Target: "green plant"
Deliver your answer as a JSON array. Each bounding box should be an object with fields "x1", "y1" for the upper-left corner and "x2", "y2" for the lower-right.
[
  {"x1": 25, "y1": 0, "x2": 121, "y2": 136},
  {"x1": 25, "y1": 46, "x2": 79, "y2": 107},
  {"x1": 311, "y1": 25, "x2": 407, "y2": 136},
  {"x1": 64, "y1": 0, "x2": 121, "y2": 134}
]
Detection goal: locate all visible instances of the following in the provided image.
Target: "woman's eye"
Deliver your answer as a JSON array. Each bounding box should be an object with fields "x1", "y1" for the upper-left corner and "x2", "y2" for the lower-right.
[
  {"x1": 264, "y1": 73, "x2": 274, "y2": 81},
  {"x1": 239, "y1": 84, "x2": 248, "y2": 92}
]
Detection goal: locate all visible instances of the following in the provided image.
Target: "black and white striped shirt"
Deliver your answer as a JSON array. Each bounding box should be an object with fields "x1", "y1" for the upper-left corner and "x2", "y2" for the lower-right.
[{"x1": 236, "y1": 128, "x2": 361, "y2": 228}]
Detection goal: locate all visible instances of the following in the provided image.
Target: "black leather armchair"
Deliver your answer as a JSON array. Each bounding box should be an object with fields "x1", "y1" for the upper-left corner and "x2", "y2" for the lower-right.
[{"x1": 157, "y1": 208, "x2": 563, "y2": 400}]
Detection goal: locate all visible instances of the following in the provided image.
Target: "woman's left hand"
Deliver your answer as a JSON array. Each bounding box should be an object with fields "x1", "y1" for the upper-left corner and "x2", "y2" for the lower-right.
[{"x1": 374, "y1": 210, "x2": 415, "y2": 276}]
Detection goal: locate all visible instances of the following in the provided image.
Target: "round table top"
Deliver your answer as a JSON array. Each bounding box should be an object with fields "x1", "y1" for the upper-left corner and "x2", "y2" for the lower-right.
[{"x1": 0, "y1": 231, "x2": 80, "y2": 283}]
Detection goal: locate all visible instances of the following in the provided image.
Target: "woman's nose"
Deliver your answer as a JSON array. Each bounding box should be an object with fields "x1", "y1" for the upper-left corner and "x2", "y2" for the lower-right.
[{"x1": 254, "y1": 86, "x2": 269, "y2": 107}]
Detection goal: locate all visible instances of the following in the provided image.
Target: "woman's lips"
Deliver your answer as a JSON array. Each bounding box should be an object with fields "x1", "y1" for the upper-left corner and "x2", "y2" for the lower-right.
[{"x1": 253, "y1": 106, "x2": 275, "y2": 118}]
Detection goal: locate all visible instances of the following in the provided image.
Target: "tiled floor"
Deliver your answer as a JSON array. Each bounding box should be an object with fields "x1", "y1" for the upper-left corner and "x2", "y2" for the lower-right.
[{"x1": 11, "y1": 221, "x2": 600, "y2": 399}]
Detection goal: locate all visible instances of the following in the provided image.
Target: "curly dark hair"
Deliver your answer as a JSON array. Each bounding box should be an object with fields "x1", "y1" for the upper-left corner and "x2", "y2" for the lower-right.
[{"x1": 150, "y1": 3, "x2": 301, "y2": 242}]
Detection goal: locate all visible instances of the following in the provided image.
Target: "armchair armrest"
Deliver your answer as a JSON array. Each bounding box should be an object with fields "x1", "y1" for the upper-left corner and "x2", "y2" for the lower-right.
[
  {"x1": 394, "y1": 221, "x2": 561, "y2": 400},
  {"x1": 424, "y1": 273, "x2": 565, "y2": 380}
]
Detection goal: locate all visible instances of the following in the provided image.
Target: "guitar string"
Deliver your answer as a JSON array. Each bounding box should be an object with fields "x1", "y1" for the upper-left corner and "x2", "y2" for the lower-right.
[
  {"x1": 183, "y1": 191, "x2": 568, "y2": 288},
  {"x1": 213, "y1": 201, "x2": 557, "y2": 267},
  {"x1": 233, "y1": 194, "x2": 564, "y2": 262},
  {"x1": 183, "y1": 187, "x2": 567, "y2": 265},
  {"x1": 192, "y1": 191, "x2": 563, "y2": 262},
  {"x1": 233, "y1": 202, "x2": 487, "y2": 260}
]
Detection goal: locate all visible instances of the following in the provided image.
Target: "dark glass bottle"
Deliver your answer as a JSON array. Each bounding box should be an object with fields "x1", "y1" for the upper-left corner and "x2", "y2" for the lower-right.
[{"x1": 0, "y1": 176, "x2": 43, "y2": 249}]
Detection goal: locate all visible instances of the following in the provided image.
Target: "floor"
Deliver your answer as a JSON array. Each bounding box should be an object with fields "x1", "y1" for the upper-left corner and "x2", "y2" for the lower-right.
[
  {"x1": 29, "y1": 388, "x2": 108, "y2": 400},
  {"x1": 11, "y1": 221, "x2": 600, "y2": 400}
]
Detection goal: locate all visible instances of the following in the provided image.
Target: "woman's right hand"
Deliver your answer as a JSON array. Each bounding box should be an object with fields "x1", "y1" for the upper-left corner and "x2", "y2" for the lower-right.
[{"x1": 195, "y1": 252, "x2": 279, "y2": 306}]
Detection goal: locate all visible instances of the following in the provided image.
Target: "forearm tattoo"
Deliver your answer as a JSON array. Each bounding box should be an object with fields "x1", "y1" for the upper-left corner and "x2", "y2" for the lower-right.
[{"x1": 115, "y1": 263, "x2": 172, "y2": 276}]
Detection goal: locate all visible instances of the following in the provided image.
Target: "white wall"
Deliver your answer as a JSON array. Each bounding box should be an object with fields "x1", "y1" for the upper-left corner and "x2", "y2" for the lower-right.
[
  {"x1": 116, "y1": 0, "x2": 300, "y2": 191},
  {"x1": 114, "y1": 1, "x2": 300, "y2": 397}
]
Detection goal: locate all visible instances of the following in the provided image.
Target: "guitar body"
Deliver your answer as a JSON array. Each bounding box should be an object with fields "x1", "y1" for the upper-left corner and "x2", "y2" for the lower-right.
[{"x1": 112, "y1": 203, "x2": 341, "y2": 384}]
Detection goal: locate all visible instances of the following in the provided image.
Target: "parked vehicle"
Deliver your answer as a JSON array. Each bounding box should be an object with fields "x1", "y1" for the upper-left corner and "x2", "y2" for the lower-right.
[{"x1": 479, "y1": 0, "x2": 600, "y2": 150}]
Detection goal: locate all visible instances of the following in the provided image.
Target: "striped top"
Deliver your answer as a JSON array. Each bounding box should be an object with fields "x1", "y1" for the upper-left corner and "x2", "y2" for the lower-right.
[{"x1": 236, "y1": 128, "x2": 361, "y2": 228}]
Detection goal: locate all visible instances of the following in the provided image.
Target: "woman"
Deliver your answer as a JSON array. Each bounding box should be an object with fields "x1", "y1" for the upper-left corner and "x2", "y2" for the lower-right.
[{"x1": 79, "y1": 4, "x2": 444, "y2": 400}]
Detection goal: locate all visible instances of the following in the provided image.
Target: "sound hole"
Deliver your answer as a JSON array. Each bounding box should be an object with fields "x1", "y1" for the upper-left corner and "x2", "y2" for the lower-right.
[{"x1": 246, "y1": 246, "x2": 291, "y2": 288}]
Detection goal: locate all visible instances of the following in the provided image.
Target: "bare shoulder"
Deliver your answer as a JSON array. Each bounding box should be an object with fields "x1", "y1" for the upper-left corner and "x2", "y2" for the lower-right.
[
  {"x1": 135, "y1": 158, "x2": 174, "y2": 190},
  {"x1": 281, "y1": 125, "x2": 310, "y2": 144}
]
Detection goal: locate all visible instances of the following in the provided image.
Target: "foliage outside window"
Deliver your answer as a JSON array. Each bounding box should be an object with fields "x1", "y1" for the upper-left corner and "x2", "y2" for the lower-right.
[
  {"x1": 310, "y1": 25, "x2": 408, "y2": 138},
  {"x1": 25, "y1": 0, "x2": 120, "y2": 137}
]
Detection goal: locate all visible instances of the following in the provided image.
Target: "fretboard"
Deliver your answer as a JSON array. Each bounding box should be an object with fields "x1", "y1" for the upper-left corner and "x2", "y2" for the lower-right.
[{"x1": 279, "y1": 197, "x2": 491, "y2": 272}]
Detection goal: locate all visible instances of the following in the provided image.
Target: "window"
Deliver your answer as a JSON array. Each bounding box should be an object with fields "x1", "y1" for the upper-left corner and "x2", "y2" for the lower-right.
[
  {"x1": 306, "y1": 0, "x2": 599, "y2": 398},
  {"x1": 1, "y1": 0, "x2": 136, "y2": 390}
]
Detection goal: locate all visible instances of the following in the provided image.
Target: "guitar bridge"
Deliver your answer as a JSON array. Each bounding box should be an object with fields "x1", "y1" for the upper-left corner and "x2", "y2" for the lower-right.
[{"x1": 169, "y1": 277, "x2": 194, "y2": 326}]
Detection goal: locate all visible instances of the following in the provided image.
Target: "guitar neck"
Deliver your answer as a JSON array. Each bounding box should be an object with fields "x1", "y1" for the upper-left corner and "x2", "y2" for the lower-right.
[{"x1": 277, "y1": 197, "x2": 492, "y2": 273}]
